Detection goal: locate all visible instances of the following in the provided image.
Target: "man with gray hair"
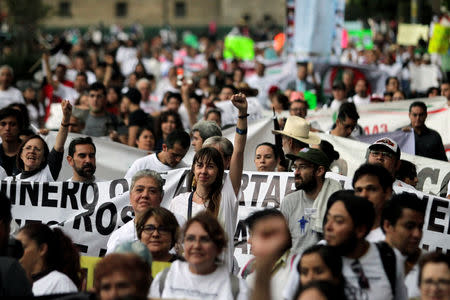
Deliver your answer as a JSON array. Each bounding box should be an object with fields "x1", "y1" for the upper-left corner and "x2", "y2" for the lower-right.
[
  {"x1": 0, "y1": 65, "x2": 25, "y2": 109},
  {"x1": 203, "y1": 136, "x2": 233, "y2": 169},
  {"x1": 191, "y1": 120, "x2": 222, "y2": 152},
  {"x1": 106, "y1": 169, "x2": 185, "y2": 254}
]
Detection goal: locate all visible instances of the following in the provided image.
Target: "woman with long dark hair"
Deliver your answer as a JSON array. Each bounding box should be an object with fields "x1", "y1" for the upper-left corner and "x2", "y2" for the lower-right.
[
  {"x1": 168, "y1": 93, "x2": 248, "y2": 271},
  {"x1": 16, "y1": 223, "x2": 81, "y2": 295}
]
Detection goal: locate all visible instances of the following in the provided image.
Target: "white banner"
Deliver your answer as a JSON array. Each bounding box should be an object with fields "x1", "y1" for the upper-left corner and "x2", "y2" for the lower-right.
[{"x1": 4, "y1": 169, "x2": 450, "y2": 268}]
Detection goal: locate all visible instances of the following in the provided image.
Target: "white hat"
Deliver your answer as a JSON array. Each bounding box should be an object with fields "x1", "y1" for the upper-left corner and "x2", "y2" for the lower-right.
[{"x1": 272, "y1": 116, "x2": 320, "y2": 145}]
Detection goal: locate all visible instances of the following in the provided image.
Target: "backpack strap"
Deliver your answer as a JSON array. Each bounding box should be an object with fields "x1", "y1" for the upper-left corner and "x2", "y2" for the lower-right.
[
  {"x1": 240, "y1": 258, "x2": 256, "y2": 279},
  {"x1": 375, "y1": 241, "x2": 396, "y2": 297},
  {"x1": 229, "y1": 273, "x2": 240, "y2": 300},
  {"x1": 158, "y1": 267, "x2": 171, "y2": 296}
]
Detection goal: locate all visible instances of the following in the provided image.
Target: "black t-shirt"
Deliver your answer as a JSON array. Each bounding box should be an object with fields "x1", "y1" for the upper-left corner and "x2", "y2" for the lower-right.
[
  {"x1": 128, "y1": 109, "x2": 154, "y2": 130},
  {"x1": 0, "y1": 144, "x2": 18, "y2": 176}
]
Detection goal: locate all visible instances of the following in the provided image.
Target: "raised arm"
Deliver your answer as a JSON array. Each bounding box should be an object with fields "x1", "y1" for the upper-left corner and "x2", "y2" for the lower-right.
[
  {"x1": 229, "y1": 93, "x2": 248, "y2": 197},
  {"x1": 42, "y1": 52, "x2": 58, "y2": 89},
  {"x1": 180, "y1": 82, "x2": 198, "y2": 129},
  {"x1": 54, "y1": 100, "x2": 72, "y2": 152}
]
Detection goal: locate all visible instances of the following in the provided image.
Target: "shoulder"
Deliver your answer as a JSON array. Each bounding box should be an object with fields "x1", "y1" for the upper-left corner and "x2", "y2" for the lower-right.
[{"x1": 33, "y1": 270, "x2": 77, "y2": 295}]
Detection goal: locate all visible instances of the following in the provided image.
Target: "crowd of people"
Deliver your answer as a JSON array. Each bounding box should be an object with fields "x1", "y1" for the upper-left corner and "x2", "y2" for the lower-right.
[{"x1": 0, "y1": 18, "x2": 449, "y2": 300}]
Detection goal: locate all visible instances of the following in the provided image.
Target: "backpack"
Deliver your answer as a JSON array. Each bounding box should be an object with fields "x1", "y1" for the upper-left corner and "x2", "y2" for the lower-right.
[
  {"x1": 375, "y1": 241, "x2": 397, "y2": 298},
  {"x1": 158, "y1": 266, "x2": 240, "y2": 299}
]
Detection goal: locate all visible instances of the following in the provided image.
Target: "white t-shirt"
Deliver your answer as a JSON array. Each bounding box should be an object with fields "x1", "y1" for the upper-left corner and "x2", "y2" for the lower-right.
[
  {"x1": 65, "y1": 69, "x2": 96, "y2": 84},
  {"x1": 32, "y1": 270, "x2": 77, "y2": 296},
  {"x1": 125, "y1": 153, "x2": 188, "y2": 178},
  {"x1": 168, "y1": 175, "x2": 239, "y2": 272},
  {"x1": 6, "y1": 165, "x2": 55, "y2": 182},
  {"x1": 350, "y1": 95, "x2": 371, "y2": 106},
  {"x1": 342, "y1": 243, "x2": 407, "y2": 300},
  {"x1": 0, "y1": 87, "x2": 25, "y2": 109},
  {"x1": 366, "y1": 227, "x2": 385, "y2": 242},
  {"x1": 106, "y1": 219, "x2": 138, "y2": 255},
  {"x1": 149, "y1": 260, "x2": 248, "y2": 300}
]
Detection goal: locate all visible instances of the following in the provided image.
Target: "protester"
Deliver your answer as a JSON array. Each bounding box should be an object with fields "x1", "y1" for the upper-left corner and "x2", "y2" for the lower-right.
[
  {"x1": 329, "y1": 102, "x2": 360, "y2": 138},
  {"x1": 349, "y1": 78, "x2": 371, "y2": 106},
  {"x1": 66, "y1": 136, "x2": 97, "y2": 182},
  {"x1": 272, "y1": 116, "x2": 320, "y2": 157},
  {"x1": 289, "y1": 100, "x2": 308, "y2": 119},
  {"x1": 149, "y1": 211, "x2": 249, "y2": 299},
  {"x1": 136, "y1": 206, "x2": 182, "y2": 262},
  {"x1": 311, "y1": 140, "x2": 346, "y2": 174},
  {"x1": 191, "y1": 120, "x2": 222, "y2": 152},
  {"x1": 254, "y1": 142, "x2": 280, "y2": 172},
  {"x1": 366, "y1": 137, "x2": 402, "y2": 180},
  {"x1": 0, "y1": 107, "x2": 24, "y2": 176},
  {"x1": 281, "y1": 148, "x2": 342, "y2": 253},
  {"x1": 168, "y1": 93, "x2": 247, "y2": 271},
  {"x1": 0, "y1": 192, "x2": 33, "y2": 296},
  {"x1": 16, "y1": 223, "x2": 81, "y2": 295},
  {"x1": 401, "y1": 101, "x2": 447, "y2": 161},
  {"x1": 352, "y1": 163, "x2": 394, "y2": 241},
  {"x1": 396, "y1": 159, "x2": 418, "y2": 188},
  {"x1": 324, "y1": 190, "x2": 408, "y2": 300},
  {"x1": 295, "y1": 280, "x2": 348, "y2": 300},
  {"x1": 0, "y1": 65, "x2": 25, "y2": 108},
  {"x1": 82, "y1": 82, "x2": 119, "y2": 137},
  {"x1": 5, "y1": 100, "x2": 71, "y2": 181},
  {"x1": 154, "y1": 110, "x2": 184, "y2": 151},
  {"x1": 94, "y1": 253, "x2": 152, "y2": 300},
  {"x1": 326, "y1": 82, "x2": 347, "y2": 111},
  {"x1": 135, "y1": 126, "x2": 156, "y2": 151},
  {"x1": 202, "y1": 135, "x2": 234, "y2": 169},
  {"x1": 240, "y1": 209, "x2": 293, "y2": 300},
  {"x1": 416, "y1": 252, "x2": 450, "y2": 300},
  {"x1": 125, "y1": 130, "x2": 190, "y2": 178},
  {"x1": 381, "y1": 192, "x2": 426, "y2": 298}
]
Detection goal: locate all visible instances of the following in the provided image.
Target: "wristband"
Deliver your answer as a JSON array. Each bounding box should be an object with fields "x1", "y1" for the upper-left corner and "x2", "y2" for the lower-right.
[
  {"x1": 61, "y1": 123, "x2": 69, "y2": 127},
  {"x1": 238, "y1": 113, "x2": 250, "y2": 119},
  {"x1": 236, "y1": 127, "x2": 247, "y2": 135}
]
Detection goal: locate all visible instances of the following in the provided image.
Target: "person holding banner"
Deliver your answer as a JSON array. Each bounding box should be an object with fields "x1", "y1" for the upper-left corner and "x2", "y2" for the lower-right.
[
  {"x1": 6, "y1": 100, "x2": 72, "y2": 182},
  {"x1": 168, "y1": 93, "x2": 248, "y2": 272}
]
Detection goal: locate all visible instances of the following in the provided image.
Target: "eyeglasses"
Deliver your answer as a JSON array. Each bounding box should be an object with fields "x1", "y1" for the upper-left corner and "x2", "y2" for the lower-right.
[
  {"x1": 141, "y1": 224, "x2": 171, "y2": 235},
  {"x1": 292, "y1": 164, "x2": 314, "y2": 171},
  {"x1": 351, "y1": 260, "x2": 370, "y2": 289},
  {"x1": 184, "y1": 234, "x2": 212, "y2": 245},
  {"x1": 369, "y1": 150, "x2": 394, "y2": 159},
  {"x1": 422, "y1": 279, "x2": 450, "y2": 289},
  {"x1": 24, "y1": 146, "x2": 42, "y2": 153}
]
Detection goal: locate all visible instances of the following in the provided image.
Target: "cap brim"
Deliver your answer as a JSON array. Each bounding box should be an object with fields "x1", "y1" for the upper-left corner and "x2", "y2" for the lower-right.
[
  {"x1": 272, "y1": 130, "x2": 321, "y2": 145},
  {"x1": 368, "y1": 144, "x2": 397, "y2": 155}
]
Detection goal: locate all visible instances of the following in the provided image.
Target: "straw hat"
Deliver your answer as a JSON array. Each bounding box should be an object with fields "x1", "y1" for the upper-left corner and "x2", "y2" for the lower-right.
[{"x1": 272, "y1": 116, "x2": 320, "y2": 145}]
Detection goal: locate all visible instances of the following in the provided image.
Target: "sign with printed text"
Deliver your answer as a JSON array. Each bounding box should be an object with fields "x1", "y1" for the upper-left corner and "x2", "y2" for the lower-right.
[{"x1": 4, "y1": 169, "x2": 450, "y2": 269}]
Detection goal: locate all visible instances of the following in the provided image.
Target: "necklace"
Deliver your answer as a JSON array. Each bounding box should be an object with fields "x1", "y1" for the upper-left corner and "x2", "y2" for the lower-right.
[{"x1": 195, "y1": 190, "x2": 209, "y2": 202}]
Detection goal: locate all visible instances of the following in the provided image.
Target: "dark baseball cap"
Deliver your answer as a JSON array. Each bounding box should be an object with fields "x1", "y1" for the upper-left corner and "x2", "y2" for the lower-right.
[{"x1": 286, "y1": 148, "x2": 330, "y2": 169}]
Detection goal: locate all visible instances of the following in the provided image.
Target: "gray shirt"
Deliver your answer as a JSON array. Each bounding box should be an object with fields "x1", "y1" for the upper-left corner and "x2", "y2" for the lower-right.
[
  {"x1": 281, "y1": 178, "x2": 342, "y2": 254},
  {"x1": 82, "y1": 113, "x2": 118, "y2": 137}
]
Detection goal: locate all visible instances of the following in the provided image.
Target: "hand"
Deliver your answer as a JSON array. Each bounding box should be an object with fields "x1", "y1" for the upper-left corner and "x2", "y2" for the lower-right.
[
  {"x1": 181, "y1": 82, "x2": 190, "y2": 96},
  {"x1": 42, "y1": 52, "x2": 50, "y2": 62},
  {"x1": 109, "y1": 130, "x2": 119, "y2": 141},
  {"x1": 402, "y1": 126, "x2": 412, "y2": 132},
  {"x1": 61, "y1": 100, "x2": 72, "y2": 122},
  {"x1": 38, "y1": 128, "x2": 49, "y2": 136},
  {"x1": 231, "y1": 93, "x2": 248, "y2": 114}
]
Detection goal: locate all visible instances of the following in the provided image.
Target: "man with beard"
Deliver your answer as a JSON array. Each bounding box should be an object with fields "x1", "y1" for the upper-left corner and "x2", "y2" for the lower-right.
[
  {"x1": 66, "y1": 137, "x2": 98, "y2": 182},
  {"x1": 324, "y1": 190, "x2": 408, "y2": 300},
  {"x1": 280, "y1": 148, "x2": 341, "y2": 254},
  {"x1": 381, "y1": 193, "x2": 426, "y2": 299}
]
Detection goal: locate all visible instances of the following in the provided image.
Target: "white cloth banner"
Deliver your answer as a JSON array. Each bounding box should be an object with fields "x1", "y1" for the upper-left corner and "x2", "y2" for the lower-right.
[{"x1": 4, "y1": 169, "x2": 450, "y2": 267}]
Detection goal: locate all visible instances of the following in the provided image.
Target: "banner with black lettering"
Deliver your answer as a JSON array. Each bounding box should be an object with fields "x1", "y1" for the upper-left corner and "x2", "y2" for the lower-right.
[{"x1": 4, "y1": 169, "x2": 450, "y2": 268}]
